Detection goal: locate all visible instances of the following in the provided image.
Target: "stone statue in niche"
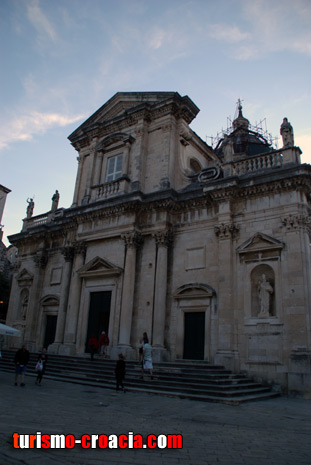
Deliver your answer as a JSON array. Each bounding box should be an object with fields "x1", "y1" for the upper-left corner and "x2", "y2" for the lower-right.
[
  {"x1": 280, "y1": 117, "x2": 294, "y2": 147},
  {"x1": 257, "y1": 274, "x2": 273, "y2": 317},
  {"x1": 26, "y1": 198, "x2": 34, "y2": 218},
  {"x1": 21, "y1": 295, "x2": 28, "y2": 320},
  {"x1": 51, "y1": 190, "x2": 60, "y2": 211}
]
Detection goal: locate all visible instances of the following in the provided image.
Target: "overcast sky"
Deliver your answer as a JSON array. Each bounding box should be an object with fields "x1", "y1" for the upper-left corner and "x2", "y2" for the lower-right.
[{"x1": 1, "y1": 0, "x2": 311, "y2": 246}]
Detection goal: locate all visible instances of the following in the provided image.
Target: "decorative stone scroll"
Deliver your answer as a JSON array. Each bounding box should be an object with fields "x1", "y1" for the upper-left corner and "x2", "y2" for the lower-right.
[{"x1": 198, "y1": 166, "x2": 221, "y2": 183}]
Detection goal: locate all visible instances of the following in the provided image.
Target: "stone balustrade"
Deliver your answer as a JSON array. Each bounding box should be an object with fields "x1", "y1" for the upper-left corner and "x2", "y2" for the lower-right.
[
  {"x1": 22, "y1": 213, "x2": 50, "y2": 230},
  {"x1": 222, "y1": 146, "x2": 301, "y2": 178},
  {"x1": 93, "y1": 177, "x2": 130, "y2": 201},
  {"x1": 233, "y1": 152, "x2": 283, "y2": 176}
]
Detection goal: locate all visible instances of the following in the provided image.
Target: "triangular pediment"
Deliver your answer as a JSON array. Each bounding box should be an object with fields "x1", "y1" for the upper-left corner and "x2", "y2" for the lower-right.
[
  {"x1": 68, "y1": 92, "x2": 199, "y2": 142},
  {"x1": 237, "y1": 233, "x2": 284, "y2": 262},
  {"x1": 78, "y1": 256, "x2": 122, "y2": 278},
  {"x1": 16, "y1": 268, "x2": 34, "y2": 284}
]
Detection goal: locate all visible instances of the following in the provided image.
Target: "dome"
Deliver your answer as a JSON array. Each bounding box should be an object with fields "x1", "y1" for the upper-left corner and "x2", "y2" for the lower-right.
[{"x1": 215, "y1": 102, "x2": 274, "y2": 159}]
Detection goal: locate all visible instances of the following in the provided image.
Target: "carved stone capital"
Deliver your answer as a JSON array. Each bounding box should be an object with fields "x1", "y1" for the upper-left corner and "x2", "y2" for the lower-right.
[
  {"x1": 214, "y1": 223, "x2": 239, "y2": 240},
  {"x1": 12, "y1": 260, "x2": 21, "y2": 273},
  {"x1": 281, "y1": 215, "x2": 310, "y2": 231},
  {"x1": 61, "y1": 246, "x2": 75, "y2": 262},
  {"x1": 73, "y1": 241, "x2": 87, "y2": 256},
  {"x1": 33, "y1": 250, "x2": 48, "y2": 268},
  {"x1": 153, "y1": 230, "x2": 173, "y2": 247},
  {"x1": 122, "y1": 231, "x2": 143, "y2": 248}
]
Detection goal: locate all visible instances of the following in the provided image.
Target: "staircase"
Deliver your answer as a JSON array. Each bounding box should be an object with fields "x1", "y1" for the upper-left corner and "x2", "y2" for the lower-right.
[{"x1": 0, "y1": 350, "x2": 280, "y2": 405}]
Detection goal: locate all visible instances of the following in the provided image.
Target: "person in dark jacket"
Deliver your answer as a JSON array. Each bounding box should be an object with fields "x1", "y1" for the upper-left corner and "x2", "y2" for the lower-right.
[
  {"x1": 88, "y1": 335, "x2": 99, "y2": 360},
  {"x1": 115, "y1": 353, "x2": 126, "y2": 392},
  {"x1": 14, "y1": 345, "x2": 30, "y2": 387},
  {"x1": 35, "y1": 347, "x2": 48, "y2": 386}
]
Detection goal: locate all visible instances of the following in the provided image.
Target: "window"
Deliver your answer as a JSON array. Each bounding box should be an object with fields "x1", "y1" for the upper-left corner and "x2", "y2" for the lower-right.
[{"x1": 106, "y1": 154, "x2": 123, "y2": 182}]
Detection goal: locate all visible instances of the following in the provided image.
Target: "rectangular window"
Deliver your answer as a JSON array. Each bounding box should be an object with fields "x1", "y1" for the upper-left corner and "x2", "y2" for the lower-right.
[{"x1": 106, "y1": 154, "x2": 123, "y2": 182}]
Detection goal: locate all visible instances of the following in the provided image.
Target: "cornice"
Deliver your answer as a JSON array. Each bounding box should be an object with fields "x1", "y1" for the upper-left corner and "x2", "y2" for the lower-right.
[{"x1": 204, "y1": 171, "x2": 311, "y2": 202}]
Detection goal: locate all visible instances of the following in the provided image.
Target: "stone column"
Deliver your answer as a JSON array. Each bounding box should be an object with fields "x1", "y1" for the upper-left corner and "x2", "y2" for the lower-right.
[
  {"x1": 118, "y1": 231, "x2": 142, "y2": 346},
  {"x1": 24, "y1": 250, "x2": 48, "y2": 350},
  {"x1": 63, "y1": 242, "x2": 86, "y2": 350},
  {"x1": 152, "y1": 230, "x2": 172, "y2": 348},
  {"x1": 53, "y1": 246, "x2": 74, "y2": 344}
]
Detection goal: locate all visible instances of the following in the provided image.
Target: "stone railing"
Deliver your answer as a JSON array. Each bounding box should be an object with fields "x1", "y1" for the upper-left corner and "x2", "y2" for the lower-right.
[
  {"x1": 22, "y1": 209, "x2": 65, "y2": 231},
  {"x1": 22, "y1": 212, "x2": 50, "y2": 230},
  {"x1": 232, "y1": 152, "x2": 283, "y2": 176},
  {"x1": 222, "y1": 146, "x2": 301, "y2": 178},
  {"x1": 92, "y1": 176, "x2": 130, "y2": 201}
]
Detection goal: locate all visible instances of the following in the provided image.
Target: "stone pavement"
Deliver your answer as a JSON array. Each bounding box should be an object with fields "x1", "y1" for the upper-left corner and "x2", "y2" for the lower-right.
[{"x1": 0, "y1": 370, "x2": 311, "y2": 465}]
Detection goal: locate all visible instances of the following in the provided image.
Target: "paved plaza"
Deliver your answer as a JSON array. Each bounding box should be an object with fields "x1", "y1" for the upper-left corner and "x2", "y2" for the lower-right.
[{"x1": 0, "y1": 370, "x2": 311, "y2": 465}]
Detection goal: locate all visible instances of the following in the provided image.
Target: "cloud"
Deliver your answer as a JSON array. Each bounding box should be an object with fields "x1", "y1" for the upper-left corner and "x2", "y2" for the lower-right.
[
  {"x1": 206, "y1": 0, "x2": 311, "y2": 60},
  {"x1": 241, "y1": 0, "x2": 311, "y2": 57},
  {"x1": 208, "y1": 24, "x2": 249, "y2": 43},
  {"x1": 0, "y1": 112, "x2": 85, "y2": 151},
  {"x1": 26, "y1": 0, "x2": 57, "y2": 43},
  {"x1": 149, "y1": 27, "x2": 168, "y2": 50}
]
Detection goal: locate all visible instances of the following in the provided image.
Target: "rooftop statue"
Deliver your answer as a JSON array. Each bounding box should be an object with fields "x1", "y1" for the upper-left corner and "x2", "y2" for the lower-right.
[
  {"x1": 26, "y1": 198, "x2": 34, "y2": 219},
  {"x1": 280, "y1": 117, "x2": 294, "y2": 147},
  {"x1": 51, "y1": 190, "x2": 60, "y2": 211}
]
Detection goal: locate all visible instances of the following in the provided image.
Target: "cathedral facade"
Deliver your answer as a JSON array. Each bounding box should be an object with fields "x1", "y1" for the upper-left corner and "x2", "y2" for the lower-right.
[{"x1": 6, "y1": 92, "x2": 311, "y2": 395}]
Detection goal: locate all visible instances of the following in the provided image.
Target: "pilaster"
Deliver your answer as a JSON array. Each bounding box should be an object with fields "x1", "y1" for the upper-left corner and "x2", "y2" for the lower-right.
[
  {"x1": 118, "y1": 231, "x2": 143, "y2": 347},
  {"x1": 152, "y1": 230, "x2": 173, "y2": 352},
  {"x1": 62, "y1": 242, "x2": 86, "y2": 351},
  {"x1": 24, "y1": 249, "x2": 48, "y2": 349}
]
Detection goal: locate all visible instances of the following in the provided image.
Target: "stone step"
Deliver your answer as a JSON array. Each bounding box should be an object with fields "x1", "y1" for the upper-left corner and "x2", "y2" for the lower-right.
[{"x1": 1, "y1": 350, "x2": 280, "y2": 404}]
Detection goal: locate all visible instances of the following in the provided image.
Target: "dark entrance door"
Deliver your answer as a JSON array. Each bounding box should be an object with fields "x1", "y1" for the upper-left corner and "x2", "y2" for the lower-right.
[
  {"x1": 183, "y1": 312, "x2": 205, "y2": 360},
  {"x1": 44, "y1": 315, "x2": 57, "y2": 348},
  {"x1": 85, "y1": 291, "x2": 111, "y2": 352}
]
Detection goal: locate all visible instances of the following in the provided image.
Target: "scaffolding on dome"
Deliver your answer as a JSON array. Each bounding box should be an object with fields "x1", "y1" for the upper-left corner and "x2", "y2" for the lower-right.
[{"x1": 207, "y1": 100, "x2": 279, "y2": 150}]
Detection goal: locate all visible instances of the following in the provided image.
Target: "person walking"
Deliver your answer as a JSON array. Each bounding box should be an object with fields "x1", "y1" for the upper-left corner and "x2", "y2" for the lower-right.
[
  {"x1": 115, "y1": 353, "x2": 126, "y2": 392},
  {"x1": 35, "y1": 348, "x2": 48, "y2": 386},
  {"x1": 139, "y1": 332, "x2": 149, "y2": 363},
  {"x1": 142, "y1": 341, "x2": 153, "y2": 380},
  {"x1": 99, "y1": 331, "x2": 109, "y2": 357},
  {"x1": 14, "y1": 345, "x2": 30, "y2": 387}
]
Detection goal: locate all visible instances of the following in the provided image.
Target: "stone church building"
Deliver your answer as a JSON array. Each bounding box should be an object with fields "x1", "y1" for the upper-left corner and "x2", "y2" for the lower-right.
[{"x1": 6, "y1": 92, "x2": 311, "y2": 395}]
